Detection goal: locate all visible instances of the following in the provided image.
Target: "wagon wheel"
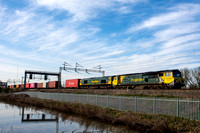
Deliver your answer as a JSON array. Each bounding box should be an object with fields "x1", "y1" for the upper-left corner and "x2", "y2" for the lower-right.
[
  {"x1": 155, "y1": 86, "x2": 162, "y2": 89},
  {"x1": 143, "y1": 86, "x2": 150, "y2": 89}
]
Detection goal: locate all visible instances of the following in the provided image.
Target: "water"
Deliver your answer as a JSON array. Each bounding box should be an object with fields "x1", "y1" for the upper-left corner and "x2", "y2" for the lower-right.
[{"x1": 0, "y1": 102, "x2": 137, "y2": 133}]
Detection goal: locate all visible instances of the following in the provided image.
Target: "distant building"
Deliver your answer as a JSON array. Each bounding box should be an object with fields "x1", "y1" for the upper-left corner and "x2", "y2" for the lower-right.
[{"x1": 0, "y1": 81, "x2": 7, "y2": 88}]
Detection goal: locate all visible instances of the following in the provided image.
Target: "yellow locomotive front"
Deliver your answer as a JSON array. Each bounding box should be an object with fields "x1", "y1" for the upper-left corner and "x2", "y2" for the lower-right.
[{"x1": 160, "y1": 70, "x2": 184, "y2": 89}]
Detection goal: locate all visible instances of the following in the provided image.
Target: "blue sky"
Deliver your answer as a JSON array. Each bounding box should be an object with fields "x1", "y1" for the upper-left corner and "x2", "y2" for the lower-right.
[{"x1": 0, "y1": 0, "x2": 200, "y2": 84}]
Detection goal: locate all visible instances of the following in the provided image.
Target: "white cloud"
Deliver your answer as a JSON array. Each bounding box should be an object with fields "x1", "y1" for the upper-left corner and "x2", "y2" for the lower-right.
[
  {"x1": 34, "y1": 0, "x2": 144, "y2": 21},
  {"x1": 154, "y1": 22, "x2": 200, "y2": 40},
  {"x1": 118, "y1": 6, "x2": 132, "y2": 14},
  {"x1": 127, "y1": 4, "x2": 200, "y2": 32},
  {"x1": 116, "y1": 0, "x2": 145, "y2": 3},
  {"x1": 35, "y1": 0, "x2": 112, "y2": 21},
  {"x1": 2, "y1": 10, "x2": 34, "y2": 36}
]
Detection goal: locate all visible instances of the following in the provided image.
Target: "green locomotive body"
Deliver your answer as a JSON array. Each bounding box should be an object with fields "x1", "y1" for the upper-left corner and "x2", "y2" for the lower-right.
[{"x1": 80, "y1": 76, "x2": 112, "y2": 89}]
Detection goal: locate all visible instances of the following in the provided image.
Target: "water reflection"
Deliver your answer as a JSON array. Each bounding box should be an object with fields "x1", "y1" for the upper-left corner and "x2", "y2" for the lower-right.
[
  {"x1": 0, "y1": 102, "x2": 137, "y2": 133},
  {"x1": 21, "y1": 107, "x2": 58, "y2": 123}
]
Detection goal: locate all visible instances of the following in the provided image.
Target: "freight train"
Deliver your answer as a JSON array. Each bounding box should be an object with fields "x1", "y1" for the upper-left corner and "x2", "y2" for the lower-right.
[
  {"x1": 66, "y1": 69, "x2": 184, "y2": 89},
  {"x1": 7, "y1": 69, "x2": 184, "y2": 89}
]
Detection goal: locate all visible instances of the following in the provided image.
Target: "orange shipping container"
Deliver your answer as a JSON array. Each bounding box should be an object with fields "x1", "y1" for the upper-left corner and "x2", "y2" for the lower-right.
[
  {"x1": 21, "y1": 84, "x2": 24, "y2": 88},
  {"x1": 16, "y1": 84, "x2": 19, "y2": 88},
  {"x1": 48, "y1": 81, "x2": 58, "y2": 88},
  {"x1": 37, "y1": 83, "x2": 43, "y2": 88}
]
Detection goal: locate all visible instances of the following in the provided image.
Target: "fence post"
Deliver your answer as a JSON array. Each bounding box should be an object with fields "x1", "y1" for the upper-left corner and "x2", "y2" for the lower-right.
[
  {"x1": 177, "y1": 98, "x2": 179, "y2": 117},
  {"x1": 198, "y1": 100, "x2": 200, "y2": 121},
  {"x1": 79, "y1": 94, "x2": 81, "y2": 103},
  {"x1": 62, "y1": 93, "x2": 64, "y2": 102},
  {"x1": 87, "y1": 94, "x2": 89, "y2": 104},
  {"x1": 192, "y1": 99, "x2": 194, "y2": 120},
  {"x1": 153, "y1": 97, "x2": 156, "y2": 114},
  {"x1": 48, "y1": 92, "x2": 50, "y2": 100},
  {"x1": 192, "y1": 99, "x2": 195, "y2": 120},
  {"x1": 107, "y1": 95, "x2": 109, "y2": 107},
  {"x1": 96, "y1": 94, "x2": 98, "y2": 105},
  {"x1": 119, "y1": 96, "x2": 122, "y2": 110},
  {"x1": 135, "y1": 96, "x2": 137, "y2": 112}
]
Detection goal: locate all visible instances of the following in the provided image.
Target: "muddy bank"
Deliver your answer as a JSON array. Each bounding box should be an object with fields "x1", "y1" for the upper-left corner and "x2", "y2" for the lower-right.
[{"x1": 0, "y1": 94, "x2": 200, "y2": 133}]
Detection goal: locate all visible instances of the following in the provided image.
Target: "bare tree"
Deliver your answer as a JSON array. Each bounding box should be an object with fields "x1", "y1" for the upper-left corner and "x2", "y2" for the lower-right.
[
  {"x1": 180, "y1": 68, "x2": 193, "y2": 88},
  {"x1": 191, "y1": 66, "x2": 200, "y2": 89},
  {"x1": 181, "y1": 66, "x2": 200, "y2": 89}
]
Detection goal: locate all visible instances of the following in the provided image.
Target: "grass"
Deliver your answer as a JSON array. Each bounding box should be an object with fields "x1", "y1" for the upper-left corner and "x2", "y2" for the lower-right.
[
  {"x1": 0, "y1": 93, "x2": 200, "y2": 133},
  {"x1": 114, "y1": 93, "x2": 179, "y2": 98},
  {"x1": 38, "y1": 89, "x2": 182, "y2": 98}
]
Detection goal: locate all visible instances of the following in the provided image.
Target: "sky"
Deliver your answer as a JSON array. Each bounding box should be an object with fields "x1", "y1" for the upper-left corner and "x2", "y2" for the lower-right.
[{"x1": 0, "y1": 0, "x2": 200, "y2": 84}]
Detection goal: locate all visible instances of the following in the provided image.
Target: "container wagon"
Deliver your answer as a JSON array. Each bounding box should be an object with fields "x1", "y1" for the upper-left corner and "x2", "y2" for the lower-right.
[
  {"x1": 30, "y1": 83, "x2": 37, "y2": 89},
  {"x1": 25, "y1": 84, "x2": 30, "y2": 89},
  {"x1": 66, "y1": 79, "x2": 80, "y2": 88},
  {"x1": 48, "y1": 81, "x2": 58, "y2": 89},
  {"x1": 37, "y1": 83, "x2": 43, "y2": 89}
]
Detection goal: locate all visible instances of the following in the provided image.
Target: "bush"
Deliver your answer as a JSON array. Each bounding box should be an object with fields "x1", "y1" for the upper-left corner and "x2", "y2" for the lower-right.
[{"x1": 1, "y1": 87, "x2": 10, "y2": 93}]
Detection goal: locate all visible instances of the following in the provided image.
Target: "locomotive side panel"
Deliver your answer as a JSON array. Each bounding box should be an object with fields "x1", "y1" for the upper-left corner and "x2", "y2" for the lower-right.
[{"x1": 80, "y1": 76, "x2": 113, "y2": 89}]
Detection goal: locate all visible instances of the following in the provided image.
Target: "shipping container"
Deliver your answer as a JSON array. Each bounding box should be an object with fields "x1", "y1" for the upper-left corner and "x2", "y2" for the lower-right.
[
  {"x1": 48, "y1": 81, "x2": 58, "y2": 88},
  {"x1": 16, "y1": 84, "x2": 19, "y2": 88},
  {"x1": 21, "y1": 84, "x2": 24, "y2": 88},
  {"x1": 30, "y1": 83, "x2": 37, "y2": 89},
  {"x1": 25, "y1": 84, "x2": 29, "y2": 89},
  {"x1": 66, "y1": 79, "x2": 80, "y2": 88},
  {"x1": 37, "y1": 83, "x2": 43, "y2": 88},
  {"x1": 11, "y1": 85, "x2": 16, "y2": 88},
  {"x1": 43, "y1": 82, "x2": 47, "y2": 88}
]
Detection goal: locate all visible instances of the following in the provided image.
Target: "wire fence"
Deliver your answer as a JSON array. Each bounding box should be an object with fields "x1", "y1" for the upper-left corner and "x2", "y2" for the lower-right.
[{"x1": 17, "y1": 92, "x2": 200, "y2": 120}]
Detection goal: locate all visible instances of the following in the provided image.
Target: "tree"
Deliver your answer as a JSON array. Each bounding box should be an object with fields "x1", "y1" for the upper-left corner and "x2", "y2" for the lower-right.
[
  {"x1": 180, "y1": 68, "x2": 192, "y2": 88},
  {"x1": 191, "y1": 66, "x2": 200, "y2": 89},
  {"x1": 181, "y1": 66, "x2": 200, "y2": 89}
]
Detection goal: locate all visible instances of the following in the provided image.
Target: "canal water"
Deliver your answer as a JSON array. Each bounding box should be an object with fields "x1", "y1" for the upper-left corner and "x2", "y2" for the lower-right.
[{"x1": 0, "y1": 102, "x2": 137, "y2": 133}]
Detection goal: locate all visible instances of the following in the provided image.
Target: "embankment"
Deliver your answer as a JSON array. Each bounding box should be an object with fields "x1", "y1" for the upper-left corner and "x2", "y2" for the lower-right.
[
  {"x1": 0, "y1": 93, "x2": 200, "y2": 133},
  {"x1": 37, "y1": 89, "x2": 200, "y2": 99}
]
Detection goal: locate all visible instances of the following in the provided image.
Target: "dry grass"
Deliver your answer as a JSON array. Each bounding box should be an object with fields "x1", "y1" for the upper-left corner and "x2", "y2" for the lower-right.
[{"x1": 0, "y1": 94, "x2": 200, "y2": 133}]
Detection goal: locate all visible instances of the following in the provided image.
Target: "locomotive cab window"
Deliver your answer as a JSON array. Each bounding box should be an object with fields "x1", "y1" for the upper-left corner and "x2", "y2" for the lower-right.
[
  {"x1": 173, "y1": 71, "x2": 181, "y2": 77},
  {"x1": 165, "y1": 72, "x2": 171, "y2": 77},
  {"x1": 84, "y1": 80, "x2": 88, "y2": 84},
  {"x1": 101, "y1": 80, "x2": 106, "y2": 83}
]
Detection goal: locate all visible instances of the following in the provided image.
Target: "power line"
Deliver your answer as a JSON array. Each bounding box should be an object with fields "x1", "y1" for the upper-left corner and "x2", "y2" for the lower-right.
[{"x1": 60, "y1": 62, "x2": 105, "y2": 77}]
